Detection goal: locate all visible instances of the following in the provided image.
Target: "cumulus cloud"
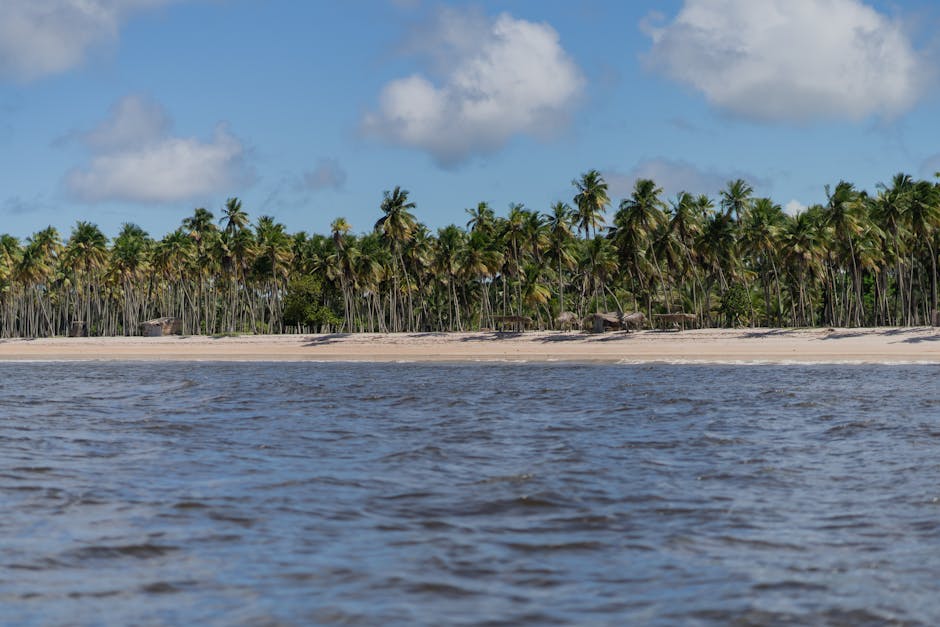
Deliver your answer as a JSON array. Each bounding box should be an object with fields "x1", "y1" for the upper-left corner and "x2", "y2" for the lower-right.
[
  {"x1": 78, "y1": 94, "x2": 172, "y2": 151},
  {"x1": 604, "y1": 158, "x2": 767, "y2": 201},
  {"x1": 363, "y1": 8, "x2": 584, "y2": 166},
  {"x1": 644, "y1": 0, "x2": 928, "y2": 122},
  {"x1": 0, "y1": 0, "x2": 182, "y2": 80},
  {"x1": 301, "y1": 159, "x2": 347, "y2": 192},
  {"x1": 785, "y1": 200, "x2": 807, "y2": 216},
  {"x1": 65, "y1": 95, "x2": 250, "y2": 204}
]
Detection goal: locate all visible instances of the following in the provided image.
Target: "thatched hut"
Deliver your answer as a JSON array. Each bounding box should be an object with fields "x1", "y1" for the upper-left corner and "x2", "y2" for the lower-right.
[
  {"x1": 653, "y1": 312, "x2": 697, "y2": 331},
  {"x1": 140, "y1": 317, "x2": 183, "y2": 337},
  {"x1": 554, "y1": 311, "x2": 578, "y2": 330},
  {"x1": 68, "y1": 321, "x2": 86, "y2": 337},
  {"x1": 492, "y1": 315, "x2": 532, "y2": 332},
  {"x1": 587, "y1": 312, "x2": 622, "y2": 333}
]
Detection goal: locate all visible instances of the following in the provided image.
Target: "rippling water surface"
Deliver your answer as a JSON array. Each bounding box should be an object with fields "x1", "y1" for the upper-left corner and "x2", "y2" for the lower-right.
[{"x1": 3, "y1": 362, "x2": 940, "y2": 625}]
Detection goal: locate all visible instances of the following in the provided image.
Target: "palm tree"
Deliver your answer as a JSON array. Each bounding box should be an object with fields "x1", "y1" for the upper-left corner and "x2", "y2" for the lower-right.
[
  {"x1": 720, "y1": 178, "x2": 753, "y2": 221},
  {"x1": 572, "y1": 169, "x2": 610, "y2": 238},
  {"x1": 544, "y1": 201, "x2": 576, "y2": 315},
  {"x1": 183, "y1": 207, "x2": 218, "y2": 332},
  {"x1": 823, "y1": 181, "x2": 867, "y2": 325},
  {"x1": 611, "y1": 179, "x2": 668, "y2": 314},
  {"x1": 779, "y1": 207, "x2": 827, "y2": 325},
  {"x1": 466, "y1": 202, "x2": 496, "y2": 235},
  {"x1": 458, "y1": 229, "x2": 501, "y2": 329},
  {"x1": 375, "y1": 186, "x2": 418, "y2": 331},
  {"x1": 109, "y1": 223, "x2": 152, "y2": 334},
  {"x1": 62, "y1": 222, "x2": 108, "y2": 335},
  {"x1": 662, "y1": 192, "x2": 705, "y2": 318},
  {"x1": 220, "y1": 197, "x2": 249, "y2": 235},
  {"x1": 740, "y1": 198, "x2": 786, "y2": 324},
  {"x1": 908, "y1": 181, "x2": 940, "y2": 321},
  {"x1": 873, "y1": 174, "x2": 913, "y2": 324},
  {"x1": 434, "y1": 225, "x2": 466, "y2": 330},
  {"x1": 255, "y1": 215, "x2": 293, "y2": 333}
]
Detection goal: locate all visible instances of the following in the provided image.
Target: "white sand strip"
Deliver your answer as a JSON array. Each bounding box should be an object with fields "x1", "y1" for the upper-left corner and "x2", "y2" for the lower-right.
[{"x1": 0, "y1": 328, "x2": 938, "y2": 363}]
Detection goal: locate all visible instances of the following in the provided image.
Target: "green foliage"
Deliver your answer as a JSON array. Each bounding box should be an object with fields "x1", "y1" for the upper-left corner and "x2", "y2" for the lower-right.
[
  {"x1": 283, "y1": 275, "x2": 342, "y2": 329},
  {"x1": 720, "y1": 283, "x2": 750, "y2": 327}
]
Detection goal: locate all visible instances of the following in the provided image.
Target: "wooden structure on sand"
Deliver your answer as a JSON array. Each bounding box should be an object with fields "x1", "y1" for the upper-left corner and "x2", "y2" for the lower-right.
[
  {"x1": 140, "y1": 317, "x2": 183, "y2": 337},
  {"x1": 653, "y1": 313, "x2": 697, "y2": 331},
  {"x1": 586, "y1": 311, "x2": 646, "y2": 333},
  {"x1": 588, "y1": 312, "x2": 622, "y2": 333}
]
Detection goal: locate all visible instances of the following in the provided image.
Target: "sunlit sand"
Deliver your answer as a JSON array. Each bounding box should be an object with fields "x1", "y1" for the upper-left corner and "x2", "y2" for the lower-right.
[{"x1": 1, "y1": 328, "x2": 939, "y2": 363}]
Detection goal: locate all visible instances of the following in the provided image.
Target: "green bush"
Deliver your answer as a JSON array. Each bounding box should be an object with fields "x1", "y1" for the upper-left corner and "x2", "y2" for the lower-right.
[
  {"x1": 283, "y1": 276, "x2": 342, "y2": 330},
  {"x1": 720, "y1": 283, "x2": 750, "y2": 327}
]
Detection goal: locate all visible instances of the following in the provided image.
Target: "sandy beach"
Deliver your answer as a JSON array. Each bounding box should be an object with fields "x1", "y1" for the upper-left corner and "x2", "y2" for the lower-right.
[{"x1": 0, "y1": 327, "x2": 939, "y2": 363}]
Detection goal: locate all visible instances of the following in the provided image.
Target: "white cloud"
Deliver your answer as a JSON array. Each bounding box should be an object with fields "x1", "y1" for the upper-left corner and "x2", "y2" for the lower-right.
[
  {"x1": 785, "y1": 199, "x2": 807, "y2": 216},
  {"x1": 0, "y1": 0, "x2": 182, "y2": 80},
  {"x1": 301, "y1": 159, "x2": 347, "y2": 192},
  {"x1": 363, "y1": 9, "x2": 584, "y2": 166},
  {"x1": 65, "y1": 95, "x2": 250, "y2": 204},
  {"x1": 644, "y1": 0, "x2": 928, "y2": 122},
  {"x1": 604, "y1": 158, "x2": 767, "y2": 201},
  {"x1": 80, "y1": 94, "x2": 172, "y2": 151}
]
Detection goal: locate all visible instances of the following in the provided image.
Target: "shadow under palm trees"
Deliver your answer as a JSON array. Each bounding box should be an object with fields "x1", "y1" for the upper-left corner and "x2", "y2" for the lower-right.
[
  {"x1": 901, "y1": 334, "x2": 940, "y2": 344},
  {"x1": 740, "y1": 329, "x2": 807, "y2": 338},
  {"x1": 303, "y1": 333, "x2": 352, "y2": 346},
  {"x1": 460, "y1": 332, "x2": 524, "y2": 341}
]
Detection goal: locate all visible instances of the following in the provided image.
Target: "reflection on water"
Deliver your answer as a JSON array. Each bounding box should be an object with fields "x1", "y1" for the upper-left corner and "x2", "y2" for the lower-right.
[{"x1": 2, "y1": 362, "x2": 940, "y2": 625}]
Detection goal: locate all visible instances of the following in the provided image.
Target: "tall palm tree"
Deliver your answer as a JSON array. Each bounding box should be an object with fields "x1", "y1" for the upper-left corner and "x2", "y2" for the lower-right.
[
  {"x1": 220, "y1": 197, "x2": 249, "y2": 235},
  {"x1": 611, "y1": 179, "x2": 668, "y2": 314},
  {"x1": 62, "y1": 222, "x2": 109, "y2": 335},
  {"x1": 720, "y1": 179, "x2": 753, "y2": 221},
  {"x1": 255, "y1": 215, "x2": 293, "y2": 333},
  {"x1": 544, "y1": 201, "x2": 576, "y2": 315},
  {"x1": 823, "y1": 181, "x2": 867, "y2": 325},
  {"x1": 375, "y1": 186, "x2": 418, "y2": 331},
  {"x1": 109, "y1": 223, "x2": 152, "y2": 334},
  {"x1": 740, "y1": 197, "x2": 786, "y2": 324},
  {"x1": 572, "y1": 169, "x2": 610, "y2": 239},
  {"x1": 466, "y1": 202, "x2": 496, "y2": 236}
]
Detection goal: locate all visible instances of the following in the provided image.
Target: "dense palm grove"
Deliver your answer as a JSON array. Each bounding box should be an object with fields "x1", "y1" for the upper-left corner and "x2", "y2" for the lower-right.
[{"x1": 2, "y1": 171, "x2": 940, "y2": 337}]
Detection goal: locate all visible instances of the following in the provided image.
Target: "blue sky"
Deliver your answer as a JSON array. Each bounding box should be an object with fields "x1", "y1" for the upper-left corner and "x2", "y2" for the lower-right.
[{"x1": 1, "y1": 0, "x2": 939, "y2": 240}]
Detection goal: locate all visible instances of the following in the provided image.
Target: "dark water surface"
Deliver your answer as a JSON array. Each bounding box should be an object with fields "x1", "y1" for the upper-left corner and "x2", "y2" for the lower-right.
[{"x1": 2, "y1": 362, "x2": 940, "y2": 625}]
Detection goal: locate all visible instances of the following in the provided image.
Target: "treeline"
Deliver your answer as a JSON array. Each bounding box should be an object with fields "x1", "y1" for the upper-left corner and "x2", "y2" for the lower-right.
[{"x1": 2, "y1": 171, "x2": 940, "y2": 337}]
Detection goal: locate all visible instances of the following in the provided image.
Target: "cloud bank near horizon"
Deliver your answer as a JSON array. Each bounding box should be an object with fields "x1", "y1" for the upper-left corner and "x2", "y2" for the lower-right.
[
  {"x1": 604, "y1": 158, "x2": 769, "y2": 203},
  {"x1": 65, "y1": 95, "x2": 250, "y2": 204}
]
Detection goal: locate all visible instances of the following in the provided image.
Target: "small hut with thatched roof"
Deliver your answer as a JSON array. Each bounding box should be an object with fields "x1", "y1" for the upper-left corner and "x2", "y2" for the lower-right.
[
  {"x1": 140, "y1": 317, "x2": 183, "y2": 337},
  {"x1": 587, "y1": 312, "x2": 622, "y2": 333},
  {"x1": 68, "y1": 321, "x2": 86, "y2": 337}
]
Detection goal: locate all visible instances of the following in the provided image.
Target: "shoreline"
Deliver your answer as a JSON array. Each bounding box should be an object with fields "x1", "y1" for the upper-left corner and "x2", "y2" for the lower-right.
[{"x1": 0, "y1": 327, "x2": 939, "y2": 363}]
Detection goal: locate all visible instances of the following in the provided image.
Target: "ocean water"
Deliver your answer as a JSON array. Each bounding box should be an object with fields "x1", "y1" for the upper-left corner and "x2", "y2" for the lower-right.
[{"x1": 2, "y1": 362, "x2": 940, "y2": 626}]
